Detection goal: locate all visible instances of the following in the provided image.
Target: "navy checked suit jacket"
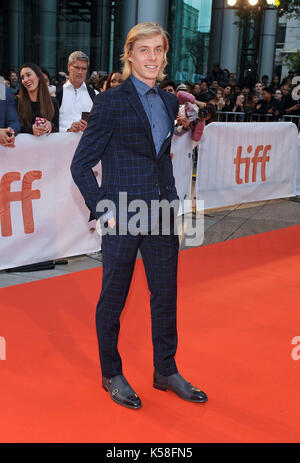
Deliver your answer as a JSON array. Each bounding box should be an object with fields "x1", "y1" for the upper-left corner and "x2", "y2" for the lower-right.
[
  {"x1": 0, "y1": 85, "x2": 20, "y2": 134},
  {"x1": 71, "y1": 77, "x2": 179, "y2": 230}
]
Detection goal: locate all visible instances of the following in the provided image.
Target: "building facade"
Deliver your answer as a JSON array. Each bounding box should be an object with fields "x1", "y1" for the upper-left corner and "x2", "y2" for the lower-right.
[
  {"x1": 0, "y1": 0, "x2": 212, "y2": 81},
  {"x1": 0, "y1": 0, "x2": 299, "y2": 84},
  {"x1": 275, "y1": 14, "x2": 300, "y2": 81}
]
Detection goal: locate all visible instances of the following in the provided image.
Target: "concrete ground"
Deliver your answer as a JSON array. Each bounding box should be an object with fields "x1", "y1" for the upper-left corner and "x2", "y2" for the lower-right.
[{"x1": 1, "y1": 197, "x2": 300, "y2": 289}]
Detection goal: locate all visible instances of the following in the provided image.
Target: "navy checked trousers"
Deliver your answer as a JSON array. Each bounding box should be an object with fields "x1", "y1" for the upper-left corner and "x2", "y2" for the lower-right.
[{"x1": 95, "y1": 226, "x2": 179, "y2": 378}]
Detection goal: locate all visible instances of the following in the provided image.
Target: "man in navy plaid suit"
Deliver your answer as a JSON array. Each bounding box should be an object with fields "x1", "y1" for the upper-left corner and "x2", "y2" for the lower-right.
[{"x1": 71, "y1": 22, "x2": 207, "y2": 409}]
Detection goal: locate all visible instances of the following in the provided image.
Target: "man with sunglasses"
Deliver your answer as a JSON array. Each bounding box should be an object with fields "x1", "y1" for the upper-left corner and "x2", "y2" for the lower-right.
[{"x1": 58, "y1": 51, "x2": 97, "y2": 133}]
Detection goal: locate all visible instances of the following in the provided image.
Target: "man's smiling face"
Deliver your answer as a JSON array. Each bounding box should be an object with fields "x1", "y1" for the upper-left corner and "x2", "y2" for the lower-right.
[{"x1": 129, "y1": 34, "x2": 165, "y2": 87}]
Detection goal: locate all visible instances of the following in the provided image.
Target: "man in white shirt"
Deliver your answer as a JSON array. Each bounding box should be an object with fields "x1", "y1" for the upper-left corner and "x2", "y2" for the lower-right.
[
  {"x1": 58, "y1": 51, "x2": 97, "y2": 133},
  {"x1": 58, "y1": 51, "x2": 102, "y2": 260}
]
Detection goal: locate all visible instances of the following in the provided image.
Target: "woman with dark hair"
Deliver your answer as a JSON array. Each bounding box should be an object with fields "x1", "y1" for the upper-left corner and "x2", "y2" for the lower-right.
[
  {"x1": 209, "y1": 87, "x2": 225, "y2": 110},
  {"x1": 222, "y1": 84, "x2": 234, "y2": 112},
  {"x1": 98, "y1": 75, "x2": 107, "y2": 92},
  {"x1": 40, "y1": 66, "x2": 51, "y2": 85},
  {"x1": 87, "y1": 72, "x2": 100, "y2": 91},
  {"x1": 244, "y1": 92, "x2": 261, "y2": 120},
  {"x1": 17, "y1": 63, "x2": 59, "y2": 135},
  {"x1": 40, "y1": 66, "x2": 57, "y2": 97},
  {"x1": 270, "y1": 75, "x2": 280, "y2": 93},
  {"x1": 106, "y1": 70, "x2": 123, "y2": 89},
  {"x1": 191, "y1": 82, "x2": 201, "y2": 98}
]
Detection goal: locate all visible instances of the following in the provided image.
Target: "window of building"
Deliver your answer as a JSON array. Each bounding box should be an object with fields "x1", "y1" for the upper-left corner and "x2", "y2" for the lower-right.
[
  {"x1": 168, "y1": 0, "x2": 213, "y2": 83},
  {"x1": 276, "y1": 24, "x2": 286, "y2": 49},
  {"x1": 0, "y1": 0, "x2": 123, "y2": 82}
]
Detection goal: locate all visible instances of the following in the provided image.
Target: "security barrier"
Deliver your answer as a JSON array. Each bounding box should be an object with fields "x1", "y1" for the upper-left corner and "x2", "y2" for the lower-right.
[
  {"x1": 216, "y1": 111, "x2": 300, "y2": 130},
  {"x1": 0, "y1": 123, "x2": 299, "y2": 270}
]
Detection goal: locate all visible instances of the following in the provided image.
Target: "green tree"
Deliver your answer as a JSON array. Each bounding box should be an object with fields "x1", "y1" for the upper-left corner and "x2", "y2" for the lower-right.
[
  {"x1": 184, "y1": 32, "x2": 207, "y2": 75},
  {"x1": 234, "y1": 0, "x2": 300, "y2": 24},
  {"x1": 276, "y1": 0, "x2": 300, "y2": 19},
  {"x1": 284, "y1": 50, "x2": 300, "y2": 74}
]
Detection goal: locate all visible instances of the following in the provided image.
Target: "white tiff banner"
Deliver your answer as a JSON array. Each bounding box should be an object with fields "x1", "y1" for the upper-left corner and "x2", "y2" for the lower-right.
[
  {"x1": 0, "y1": 133, "x2": 102, "y2": 271},
  {"x1": 195, "y1": 122, "x2": 298, "y2": 210},
  {"x1": 170, "y1": 132, "x2": 194, "y2": 215},
  {"x1": 0, "y1": 132, "x2": 193, "y2": 270},
  {"x1": 296, "y1": 136, "x2": 300, "y2": 195}
]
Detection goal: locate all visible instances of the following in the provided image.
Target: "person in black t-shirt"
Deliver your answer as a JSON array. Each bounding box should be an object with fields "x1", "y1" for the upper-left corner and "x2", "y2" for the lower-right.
[
  {"x1": 257, "y1": 86, "x2": 283, "y2": 120},
  {"x1": 281, "y1": 84, "x2": 300, "y2": 116}
]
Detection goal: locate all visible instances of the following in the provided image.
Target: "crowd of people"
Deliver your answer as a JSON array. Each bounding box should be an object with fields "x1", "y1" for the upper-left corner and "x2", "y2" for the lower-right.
[
  {"x1": 1, "y1": 54, "x2": 299, "y2": 149},
  {"x1": 159, "y1": 67, "x2": 300, "y2": 125}
]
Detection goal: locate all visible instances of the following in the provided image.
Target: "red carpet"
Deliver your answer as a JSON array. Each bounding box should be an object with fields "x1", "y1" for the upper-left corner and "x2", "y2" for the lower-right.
[{"x1": 1, "y1": 226, "x2": 300, "y2": 443}]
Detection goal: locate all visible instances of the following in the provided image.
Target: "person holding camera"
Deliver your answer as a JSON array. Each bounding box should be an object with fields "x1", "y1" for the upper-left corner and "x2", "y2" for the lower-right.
[
  {"x1": 244, "y1": 92, "x2": 261, "y2": 121},
  {"x1": 232, "y1": 94, "x2": 245, "y2": 113},
  {"x1": 0, "y1": 78, "x2": 20, "y2": 147},
  {"x1": 209, "y1": 87, "x2": 225, "y2": 111},
  {"x1": 16, "y1": 63, "x2": 59, "y2": 136},
  {"x1": 176, "y1": 99, "x2": 216, "y2": 145},
  {"x1": 57, "y1": 51, "x2": 97, "y2": 133}
]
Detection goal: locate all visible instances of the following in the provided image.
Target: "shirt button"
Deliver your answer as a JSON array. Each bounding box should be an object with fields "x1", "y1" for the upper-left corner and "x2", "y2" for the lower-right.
[{"x1": 153, "y1": 124, "x2": 155, "y2": 128}]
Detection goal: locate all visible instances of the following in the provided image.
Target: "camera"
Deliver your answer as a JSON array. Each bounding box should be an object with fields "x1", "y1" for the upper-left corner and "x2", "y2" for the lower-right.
[{"x1": 198, "y1": 107, "x2": 209, "y2": 119}]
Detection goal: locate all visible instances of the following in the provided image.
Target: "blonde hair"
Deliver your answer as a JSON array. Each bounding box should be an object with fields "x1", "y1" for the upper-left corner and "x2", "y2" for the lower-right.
[{"x1": 121, "y1": 22, "x2": 169, "y2": 81}]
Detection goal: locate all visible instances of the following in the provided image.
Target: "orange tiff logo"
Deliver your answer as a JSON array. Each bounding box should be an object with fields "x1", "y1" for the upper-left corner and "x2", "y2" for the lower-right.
[
  {"x1": 0, "y1": 171, "x2": 42, "y2": 237},
  {"x1": 234, "y1": 145, "x2": 271, "y2": 185}
]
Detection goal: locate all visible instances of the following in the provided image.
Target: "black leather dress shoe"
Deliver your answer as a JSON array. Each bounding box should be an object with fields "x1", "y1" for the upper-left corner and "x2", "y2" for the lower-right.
[
  {"x1": 153, "y1": 370, "x2": 208, "y2": 403},
  {"x1": 102, "y1": 374, "x2": 142, "y2": 409}
]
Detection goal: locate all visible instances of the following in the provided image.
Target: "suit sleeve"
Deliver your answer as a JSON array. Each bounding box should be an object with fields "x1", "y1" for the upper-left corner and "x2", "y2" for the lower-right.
[
  {"x1": 6, "y1": 87, "x2": 20, "y2": 135},
  {"x1": 70, "y1": 93, "x2": 114, "y2": 220},
  {"x1": 51, "y1": 97, "x2": 59, "y2": 133},
  {"x1": 163, "y1": 96, "x2": 180, "y2": 201}
]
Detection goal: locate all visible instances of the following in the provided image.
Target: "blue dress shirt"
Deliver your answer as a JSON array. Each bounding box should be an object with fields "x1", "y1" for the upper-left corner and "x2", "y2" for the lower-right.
[
  {"x1": 130, "y1": 75, "x2": 171, "y2": 155},
  {"x1": 99, "y1": 75, "x2": 171, "y2": 225}
]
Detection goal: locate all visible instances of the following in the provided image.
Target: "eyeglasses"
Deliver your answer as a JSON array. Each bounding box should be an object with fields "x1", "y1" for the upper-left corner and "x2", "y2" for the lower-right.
[{"x1": 72, "y1": 65, "x2": 88, "y2": 72}]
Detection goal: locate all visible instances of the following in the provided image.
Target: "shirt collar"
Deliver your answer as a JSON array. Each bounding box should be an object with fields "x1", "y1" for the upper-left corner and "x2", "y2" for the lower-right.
[
  {"x1": 64, "y1": 80, "x2": 87, "y2": 91},
  {"x1": 130, "y1": 75, "x2": 158, "y2": 96}
]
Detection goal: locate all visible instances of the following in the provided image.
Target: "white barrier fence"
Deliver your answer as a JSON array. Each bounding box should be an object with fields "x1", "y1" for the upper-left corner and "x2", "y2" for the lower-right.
[
  {"x1": 296, "y1": 136, "x2": 300, "y2": 196},
  {"x1": 0, "y1": 123, "x2": 299, "y2": 270},
  {"x1": 0, "y1": 133, "x2": 101, "y2": 270},
  {"x1": 195, "y1": 122, "x2": 299, "y2": 210},
  {"x1": 0, "y1": 132, "x2": 192, "y2": 270}
]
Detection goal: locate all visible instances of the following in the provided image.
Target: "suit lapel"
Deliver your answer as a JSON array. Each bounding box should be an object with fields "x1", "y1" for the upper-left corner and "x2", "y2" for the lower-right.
[
  {"x1": 157, "y1": 87, "x2": 176, "y2": 135},
  {"x1": 156, "y1": 88, "x2": 176, "y2": 160},
  {"x1": 121, "y1": 78, "x2": 177, "y2": 160},
  {"x1": 121, "y1": 78, "x2": 156, "y2": 158}
]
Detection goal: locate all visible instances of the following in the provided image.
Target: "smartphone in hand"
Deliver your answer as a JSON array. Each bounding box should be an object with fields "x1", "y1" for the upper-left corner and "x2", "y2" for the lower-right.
[
  {"x1": 35, "y1": 117, "x2": 46, "y2": 127},
  {"x1": 81, "y1": 112, "x2": 90, "y2": 121}
]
